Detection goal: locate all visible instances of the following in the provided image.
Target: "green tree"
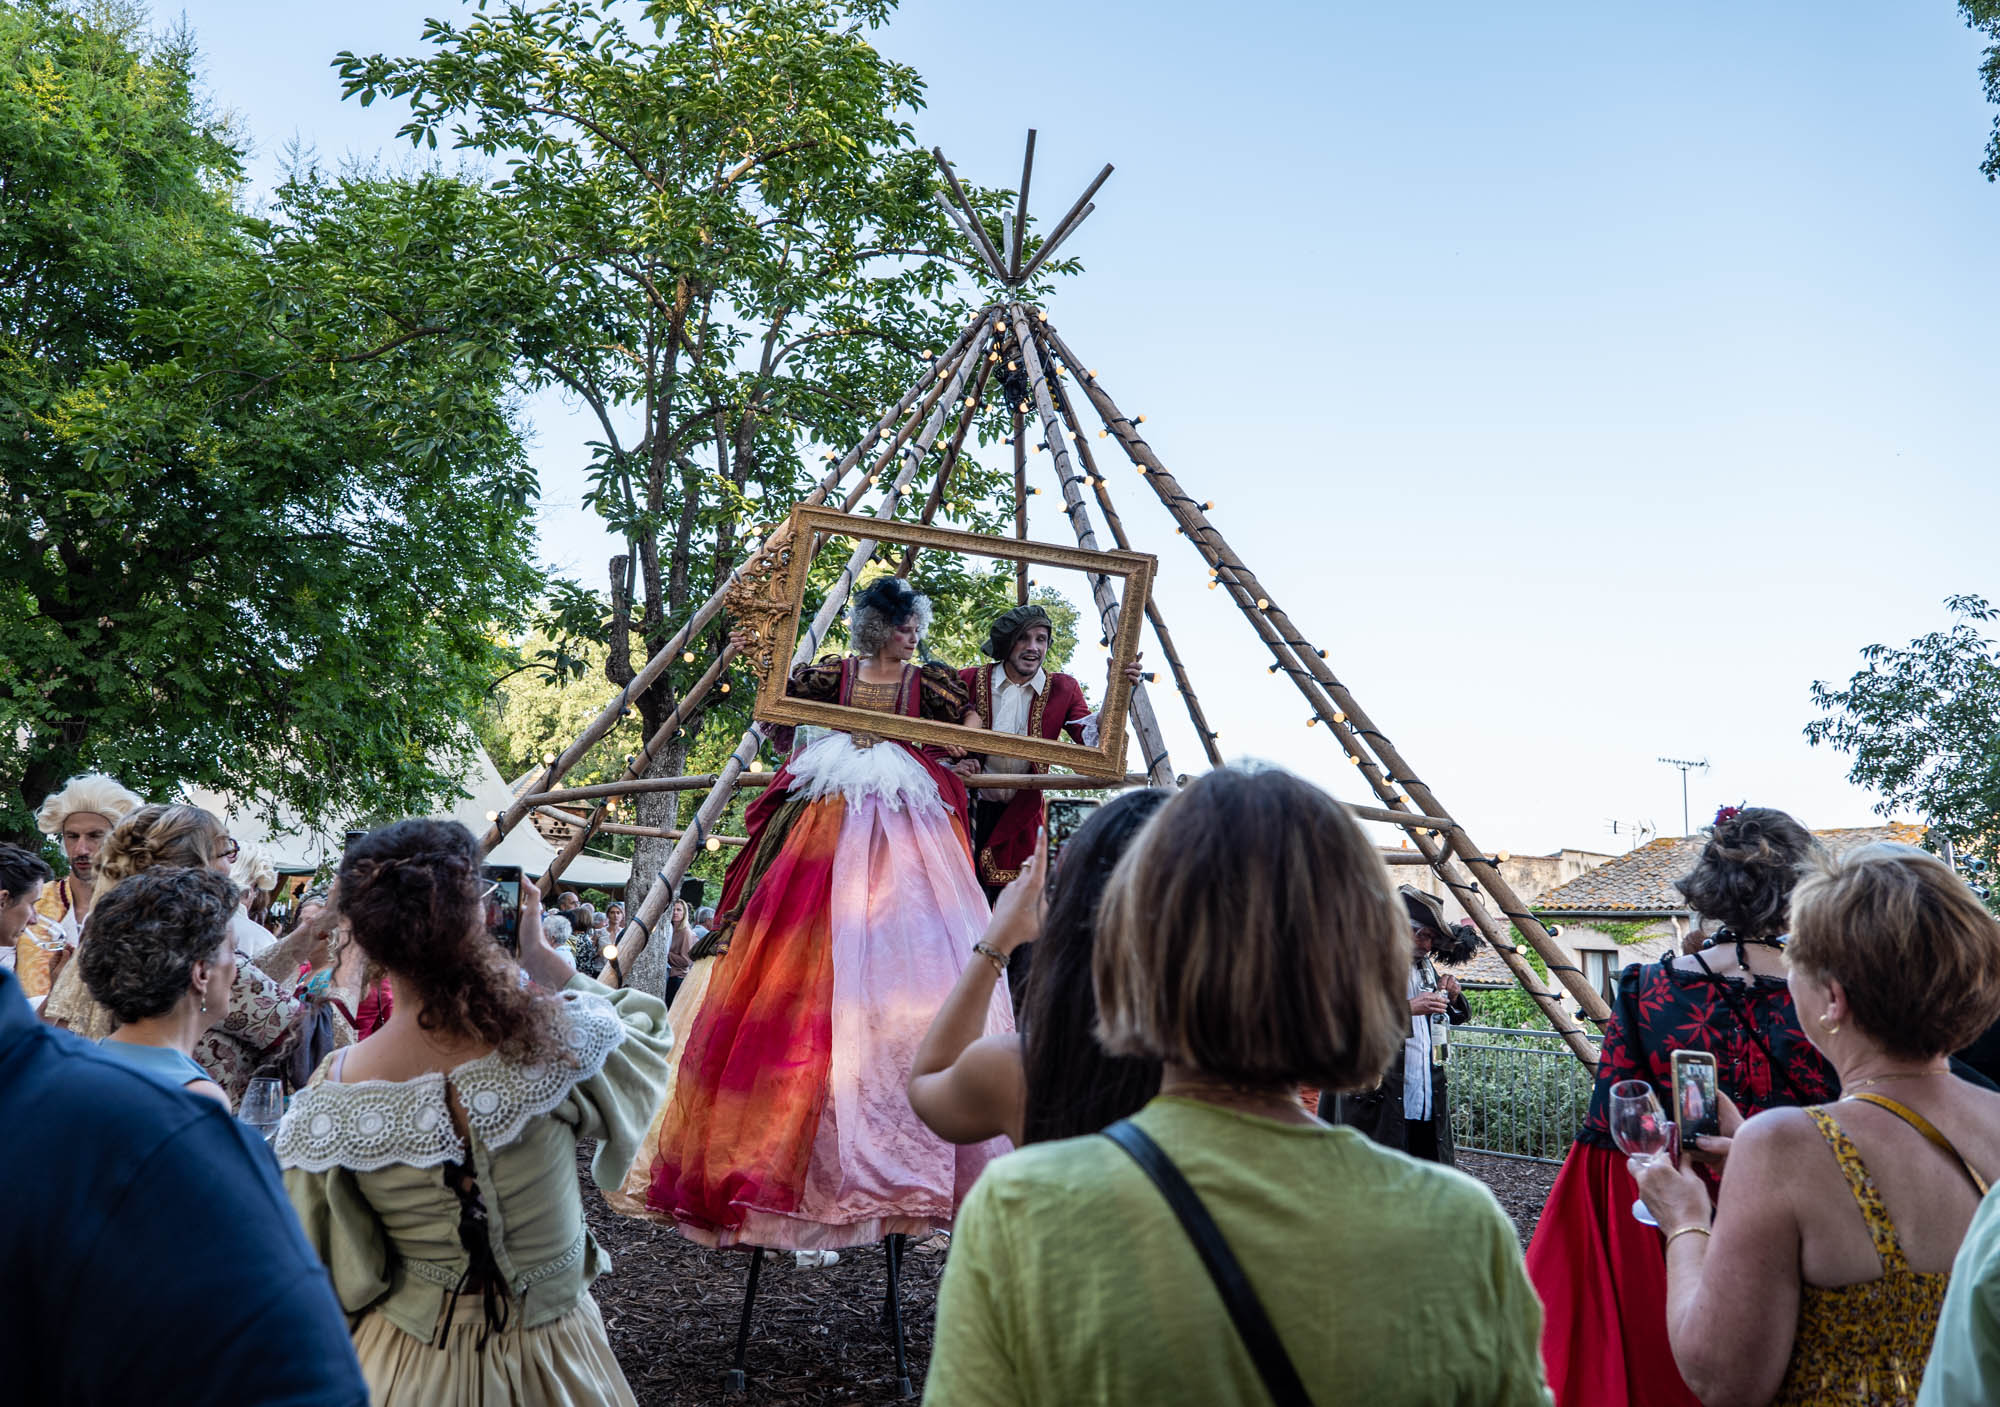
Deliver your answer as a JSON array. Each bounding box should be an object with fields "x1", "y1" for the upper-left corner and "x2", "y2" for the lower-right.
[
  {"x1": 336, "y1": 0, "x2": 1065, "y2": 911},
  {"x1": 1965, "y1": 1, "x2": 2000, "y2": 180},
  {"x1": 0, "y1": 2, "x2": 541, "y2": 842},
  {"x1": 1805, "y1": 595, "x2": 2000, "y2": 869}
]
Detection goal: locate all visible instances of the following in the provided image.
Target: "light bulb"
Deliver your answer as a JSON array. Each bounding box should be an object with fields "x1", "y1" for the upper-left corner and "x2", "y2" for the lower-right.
[
  {"x1": 682, "y1": 650, "x2": 695, "y2": 663},
  {"x1": 602, "y1": 944, "x2": 618, "y2": 961},
  {"x1": 719, "y1": 682, "x2": 731, "y2": 694},
  {"x1": 485, "y1": 811, "x2": 499, "y2": 822},
  {"x1": 748, "y1": 759, "x2": 764, "y2": 773},
  {"x1": 1256, "y1": 598, "x2": 1270, "y2": 610},
  {"x1": 705, "y1": 837, "x2": 722, "y2": 852},
  {"x1": 541, "y1": 752, "x2": 556, "y2": 765},
  {"x1": 1496, "y1": 850, "x2": 1511, "y2": 863}
]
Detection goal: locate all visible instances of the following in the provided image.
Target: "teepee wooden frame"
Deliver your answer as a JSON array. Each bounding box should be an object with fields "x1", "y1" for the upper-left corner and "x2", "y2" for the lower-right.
[{"x1": 491, "y1": 134, "x2": 1611, "y2": 1063}]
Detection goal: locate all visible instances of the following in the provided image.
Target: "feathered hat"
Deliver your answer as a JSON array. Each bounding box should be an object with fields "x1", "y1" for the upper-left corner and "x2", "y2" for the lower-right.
[{"x1": 34, "y1": 773, "x2": 143, "y2": 835}]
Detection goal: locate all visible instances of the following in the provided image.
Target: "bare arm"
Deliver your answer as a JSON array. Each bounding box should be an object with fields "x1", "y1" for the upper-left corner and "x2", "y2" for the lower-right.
[
  {"x1": 909, "y1": 839, "x2": 1044, "y2": 1147},
  {"x1": 1633, "y1": 1109, "x2": 1805, "y2": 1406}
]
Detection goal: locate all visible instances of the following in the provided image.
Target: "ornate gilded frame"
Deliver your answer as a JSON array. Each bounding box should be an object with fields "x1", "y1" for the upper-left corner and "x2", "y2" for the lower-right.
[{"x1": 732, "y1": 505, "x2": 1154, "y2": 777}]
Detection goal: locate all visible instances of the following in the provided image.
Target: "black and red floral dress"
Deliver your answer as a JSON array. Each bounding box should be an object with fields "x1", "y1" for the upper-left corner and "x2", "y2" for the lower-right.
[{"x1": 1525, "y1": 957, "x2": 1837, "y2": 1407}]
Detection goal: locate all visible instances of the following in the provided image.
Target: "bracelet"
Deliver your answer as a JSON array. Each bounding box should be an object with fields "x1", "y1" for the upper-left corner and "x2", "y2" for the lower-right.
[
  {"x1": 1663, "y1": 1224, "x2": 1711, "y2": 1251},
  {"x1": 972, "y1": 940, "x2": 1009, "y2": 975}
]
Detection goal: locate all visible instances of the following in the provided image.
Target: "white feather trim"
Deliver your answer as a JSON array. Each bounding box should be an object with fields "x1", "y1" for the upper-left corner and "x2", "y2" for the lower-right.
[{"x1": 785, "y1": 732, "x2": 946, "y2": 818}]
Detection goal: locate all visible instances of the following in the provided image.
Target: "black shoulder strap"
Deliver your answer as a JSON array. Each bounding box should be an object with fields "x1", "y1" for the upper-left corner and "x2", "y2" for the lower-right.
[{"x1": 1102, "y1": 1120, "x2": 1313, "y2": 1407}]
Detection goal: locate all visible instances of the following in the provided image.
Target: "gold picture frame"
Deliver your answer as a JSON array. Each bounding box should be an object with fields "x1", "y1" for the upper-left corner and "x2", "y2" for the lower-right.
[{"x1": 740, "y1": 505, "x2": 1155, "y2": 778}]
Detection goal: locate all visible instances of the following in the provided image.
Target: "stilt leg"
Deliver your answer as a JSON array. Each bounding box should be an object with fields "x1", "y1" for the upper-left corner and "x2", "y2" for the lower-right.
[
  {"x1": 884, "y1": 1234, "x2": 913, "y2": 1398},
  {"x1": 724, "y1": 1246, "x2": 765, "y2": 1394}
]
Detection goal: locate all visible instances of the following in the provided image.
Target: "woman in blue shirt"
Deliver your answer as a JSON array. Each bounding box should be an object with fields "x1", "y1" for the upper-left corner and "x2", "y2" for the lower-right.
[{"x1": 79, "y1": 865, "x2": 239, "y2": 1108}]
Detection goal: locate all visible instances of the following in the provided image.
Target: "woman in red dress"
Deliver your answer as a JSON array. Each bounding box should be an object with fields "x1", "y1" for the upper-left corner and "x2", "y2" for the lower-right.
[{"x1": 1525, "y1": 807, "x2": 1835, "y2": 1406}]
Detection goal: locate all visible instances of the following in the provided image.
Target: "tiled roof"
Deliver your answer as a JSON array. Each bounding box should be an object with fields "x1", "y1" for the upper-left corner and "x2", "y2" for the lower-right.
[{"x1": 1535, "y1": 824, "x2": 1928, "y2": 915}]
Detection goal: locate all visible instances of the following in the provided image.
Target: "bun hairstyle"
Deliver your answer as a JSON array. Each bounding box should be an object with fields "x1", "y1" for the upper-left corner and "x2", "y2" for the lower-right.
[
  {"x1": 94, "y1": 805, "x2": 229, "y2": 906},
  {"x1": 849, "y1": 576, "x2": 933, "y2": 657},
  {"x1": 337, "y1": 820, "x2": 568, "y2": 1066},
  {"x1": 1675, "y1": 806, "x2": 1818, "y2": 938},
  {"x1": 79, "y1": 867, "x2": 237, "y2": 1025}
]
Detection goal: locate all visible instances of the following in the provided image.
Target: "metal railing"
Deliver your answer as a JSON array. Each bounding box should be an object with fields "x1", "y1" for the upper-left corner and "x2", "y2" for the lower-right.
[{"x1": 1446, "y1": 1025, "x2": 1599, "y2": 1164}]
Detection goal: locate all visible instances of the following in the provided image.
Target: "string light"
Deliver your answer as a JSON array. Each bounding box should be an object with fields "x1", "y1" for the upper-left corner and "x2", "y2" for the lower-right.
[
  {"x1": 1256, "y1": 598, "x2": 1270, "y2": 610},
  {"x1": 485, "y1": 811, "x2": 500, "y2": 822},
  {"x1": 682, "y1": 650, "x2": 695, "y2": 663},
  {"x1": 704, "y1": 837, "x2": 722, "y2": 852},
  {"x1": 748, "y1": 759, "x2": 764, "y2": 773},
  {"x1": 719, "y1": 682, "x2": 731, "y2": 694},
  {"x1": 1333, "y1": 710, "x2": 1347, "y2": 724},
  {"x1": 541, "y1": 752, "x2": 556, "y2": 765},
  {"x1": 602, "y1": 944, "x2": 618, "y2": 961}
]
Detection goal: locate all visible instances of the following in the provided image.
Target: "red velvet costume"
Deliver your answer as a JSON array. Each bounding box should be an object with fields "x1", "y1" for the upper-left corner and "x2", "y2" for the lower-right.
[{"x1": 958, "y1": 665, "x2": 1091, "y2": 888}]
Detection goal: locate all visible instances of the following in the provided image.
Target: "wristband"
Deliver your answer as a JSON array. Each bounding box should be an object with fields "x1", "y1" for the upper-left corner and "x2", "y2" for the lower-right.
[
  {"x1": 1663, "y1": 1224, "x2": 1711, "y2": 1251},
  {"x1": 973, "y1": 940, "x2": 1009, "y2": 975}
]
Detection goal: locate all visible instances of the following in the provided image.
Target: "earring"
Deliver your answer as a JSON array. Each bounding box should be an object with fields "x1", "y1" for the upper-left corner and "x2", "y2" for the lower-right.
[{"x1": 1818, "y1": 1011, "x2": 1838, "y2": 1035}]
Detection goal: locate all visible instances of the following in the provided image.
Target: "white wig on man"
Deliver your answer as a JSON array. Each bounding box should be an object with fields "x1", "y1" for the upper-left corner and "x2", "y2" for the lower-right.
[
  {"x1": 231, "y1": 840, "x2": 279, "y2": 895},
  {"x1": 848, "y1": 576, "x2": 933, "y2": 657},
  {"x1": 34, "y1": 772, "x2": 143, "y2": 835}
]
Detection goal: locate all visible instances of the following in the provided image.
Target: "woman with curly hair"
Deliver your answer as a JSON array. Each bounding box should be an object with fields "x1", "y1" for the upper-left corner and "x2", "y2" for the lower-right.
[
  {"x1": 614, "y1": 576, "x2": 1009, "y2": 1256},
  {"x1": 80, "y1": 867, "x2": 239, "y2": 1107},
  {"x1": 276, "y1": 819, "x2": 672, "y2": 1407},
  {"x1": 43, "y1": 803, "x2": 330, "y2": 1102},
  {"x1": 1526, "y1": 806, "x2": 1836, "y2": 1406}
]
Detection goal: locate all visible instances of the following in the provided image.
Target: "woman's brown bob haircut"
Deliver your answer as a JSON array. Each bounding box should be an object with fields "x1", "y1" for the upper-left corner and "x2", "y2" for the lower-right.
[
  {"x1": 1094, "y1": 766, "x2": 1410, "y2": 1091},
  {"x1": 1789, "y1": 842, "x2": 2000, "y2": 1062}
]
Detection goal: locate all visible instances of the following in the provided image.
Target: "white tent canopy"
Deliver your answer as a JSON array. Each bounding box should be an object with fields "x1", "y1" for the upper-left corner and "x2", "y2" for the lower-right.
[{"x1": 184, "y1": 746, "x2": 630, "y2": 890}]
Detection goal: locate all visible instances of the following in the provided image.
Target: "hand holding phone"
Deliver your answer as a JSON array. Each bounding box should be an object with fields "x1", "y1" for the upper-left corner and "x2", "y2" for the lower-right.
[
  {"x1": 1670, "y1": 1050, "x2": 1721, "y2": 1141},
  {"x1": 481, "y1": 864, "x2": 524, "y2": 956},
  {"x1": 1044, "y1": 797, "x2": 1101, "y2": 899}
]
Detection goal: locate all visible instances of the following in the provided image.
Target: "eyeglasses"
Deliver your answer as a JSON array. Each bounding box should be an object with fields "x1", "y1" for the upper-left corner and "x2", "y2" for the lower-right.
[{"x1": 217, "y1": 841, "x2": 241, "y2": 863}]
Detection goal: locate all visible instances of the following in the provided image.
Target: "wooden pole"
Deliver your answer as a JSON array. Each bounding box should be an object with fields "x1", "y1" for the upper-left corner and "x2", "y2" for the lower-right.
[
  {"x1": 1008, "y1": 130, "x2": 1036, "y2": 281},
  {"x1": 1038, "y1": 317, "x2": 1606, "y2": 1062},
  {"x1": 931, "y1": 150, "x2": 1009, "y2": 282},
  {"x1": 1036, "y1": 334, "x2": 1223, "y2": 769},
  {"x1": 610, "y1": 324, "x2": 994, "y2": 985},
  {"x1": 1005, "y1": 303, "x2": 1174, "y2": 787},
  {"x1": 1015, "y1": 201, "x2": 1097, "y2": 287},
  {"x1": 525, "y1": 773, "x2": 778, "y2": 808},
  {"x1": 1022, "y1": 164, "x2": 1111, "y2": 275},
  {"x1": 535, "y1": 807, "x2": 750, "y2": 847},
  {"x1": 481, "y1": 303, "x2": 994, "y2": 855},
  {"x1": 1012, "y1": 404, "x2": 1029, "y2": 605},
  {"x1": 901, "y1": 356, "x2": 995, "y2": 579}
]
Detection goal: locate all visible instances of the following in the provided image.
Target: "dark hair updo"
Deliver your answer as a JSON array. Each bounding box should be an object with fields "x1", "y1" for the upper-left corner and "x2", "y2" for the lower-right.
[
  {"x1": 0, "y1": 842, "x2": 53, "y2": 901},
  {"x1": 1675, "y1": 806, "x2": 1818, "y2": 937},
  {"x1": 79, "y1": 868, "x2": 237, "y2": 1024},
  {"x1": 337, "y1": 820, "x2": 568, "y2": 1065},
  {"x1": 1020, "y1": 788, "x2": 1171, "y2": 1145}
]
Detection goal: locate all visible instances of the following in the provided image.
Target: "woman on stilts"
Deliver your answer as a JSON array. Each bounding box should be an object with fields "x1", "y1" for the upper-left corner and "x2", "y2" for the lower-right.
[{"x1": 614, "y1": 577, "x2": 1013, "y2": 1253}]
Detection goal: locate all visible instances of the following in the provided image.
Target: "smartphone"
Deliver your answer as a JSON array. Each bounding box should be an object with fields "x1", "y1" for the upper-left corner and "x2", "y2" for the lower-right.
[
  {"x1": 1044, "y1": 798, "x2": 1101, "y2": 897},
  {"x1": 482, "y1": 864, "x2": 524, "y2": 956},
  {"x1": 1670, "y1": 1050, "x2": 1720, "y2": 1140}
]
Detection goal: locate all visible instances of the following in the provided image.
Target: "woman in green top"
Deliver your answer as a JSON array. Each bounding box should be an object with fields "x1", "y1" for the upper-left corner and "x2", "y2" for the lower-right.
[
  {"x1": 276, "y1": 820, "x2": 673, "y2": 1407},
  {"x1": 80, "y1": 865, "x2": 239, "y2": 1108},
  {"x1": 926, "y1": 766, "x2": 1553, "y2": 1407}
]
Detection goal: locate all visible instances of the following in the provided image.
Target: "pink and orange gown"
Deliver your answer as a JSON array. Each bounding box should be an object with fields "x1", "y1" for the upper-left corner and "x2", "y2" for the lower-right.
[{"x1": 611, "y1": 656, "x2": 1013, "y2": 1250}]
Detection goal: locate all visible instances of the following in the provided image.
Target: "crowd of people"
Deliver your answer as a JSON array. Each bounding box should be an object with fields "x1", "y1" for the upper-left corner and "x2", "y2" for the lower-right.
[{"x1": 9, "y1": 585, "x2": 2000, "y2": 1407}]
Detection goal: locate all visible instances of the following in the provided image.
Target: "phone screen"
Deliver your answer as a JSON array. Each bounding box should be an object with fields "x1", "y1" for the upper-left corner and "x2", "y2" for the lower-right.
[
  {"x1": 483, "y1": 864, "x2": 524, "y2": 956},
  {"x1": 1044, "y1": 798, "x2": 1101, "y2": 896},
  {"x1": 1671, "y1": 1052, "x2": 1720, "y2": 1139}
]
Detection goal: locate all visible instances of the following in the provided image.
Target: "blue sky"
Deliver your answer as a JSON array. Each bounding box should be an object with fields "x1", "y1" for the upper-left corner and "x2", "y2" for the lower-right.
[{"x1": 166, "y1": 0, "x2": 2000, "y2": 854}]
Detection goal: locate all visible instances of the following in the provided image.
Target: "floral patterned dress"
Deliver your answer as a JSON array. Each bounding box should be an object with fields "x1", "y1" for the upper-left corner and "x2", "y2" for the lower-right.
[{"x1": 1525, "y1": 958, "x2": 1838, "y2": 1406}]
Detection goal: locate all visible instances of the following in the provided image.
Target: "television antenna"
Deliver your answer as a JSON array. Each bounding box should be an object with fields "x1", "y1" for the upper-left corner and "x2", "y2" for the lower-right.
[
  {"x1": 1604, "y1": 817, "x2": 1658, "y2": 853},
  {"x1": 1658, "y1": 756, "x2": 1710, "y2": 837}
]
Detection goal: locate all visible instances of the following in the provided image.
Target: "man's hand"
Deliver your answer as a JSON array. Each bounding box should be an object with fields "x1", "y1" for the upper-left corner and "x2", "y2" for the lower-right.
[
  {"x1": 951, "y1": 757, "x2": 983, "y2": 779},
  {"x1": 1411, "y1": 992, "x2": 1452, "y2": 1017},
  {"x1": 1439, "y1": 973, "x2": 1461, "y2": 998},
  {"x1": 1114, "y1": 652, "x2": 1146, "y2": 688}
]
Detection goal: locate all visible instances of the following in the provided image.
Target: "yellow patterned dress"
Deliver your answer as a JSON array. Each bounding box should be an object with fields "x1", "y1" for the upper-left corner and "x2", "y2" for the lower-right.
[{"x1": 1771, "y1": 1108, "x2": 1951, "y2": 1406}]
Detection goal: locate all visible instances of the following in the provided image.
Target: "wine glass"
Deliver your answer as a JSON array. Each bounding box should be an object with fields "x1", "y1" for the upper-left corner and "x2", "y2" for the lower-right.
[
  {"x1": 1608, "y1": 1080, "x2": 1674, "y2": 1226},
  {"x1": 240, "y1": 1077, "x2": 285, "y2": 1145}
]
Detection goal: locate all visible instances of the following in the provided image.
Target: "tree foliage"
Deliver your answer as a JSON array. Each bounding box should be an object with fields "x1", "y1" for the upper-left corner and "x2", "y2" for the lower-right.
[
  {"x1": 336, "y1": 0, "x2": 1070, "y2": 910},
  {"x1": 1805, "y1": 595, "x2": 2000, "y2": 867},
  {"x1": 0, "y1": 2, "x2": 542, "y2": 842},
  {"x1": 1965, "y1": 1, "x2": 2000, "y2": 180}
]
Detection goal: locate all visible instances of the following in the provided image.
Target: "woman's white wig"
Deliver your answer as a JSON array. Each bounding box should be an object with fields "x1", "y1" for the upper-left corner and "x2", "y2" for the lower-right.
[
  {"x1": 848, "y1": 576, "x2": 933, "y2": 657},
  {"x1": 231, "y1": 840, "x2": 278, "y2": 894},
  {"x1": 34, "y1": 772, "x2": 143, "y2": 835}
]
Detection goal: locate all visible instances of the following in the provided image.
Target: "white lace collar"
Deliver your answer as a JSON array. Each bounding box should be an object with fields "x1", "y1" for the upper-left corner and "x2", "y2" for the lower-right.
[{"x1": 275, "y1": 990, "x2": 625, "y2": 1174}]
